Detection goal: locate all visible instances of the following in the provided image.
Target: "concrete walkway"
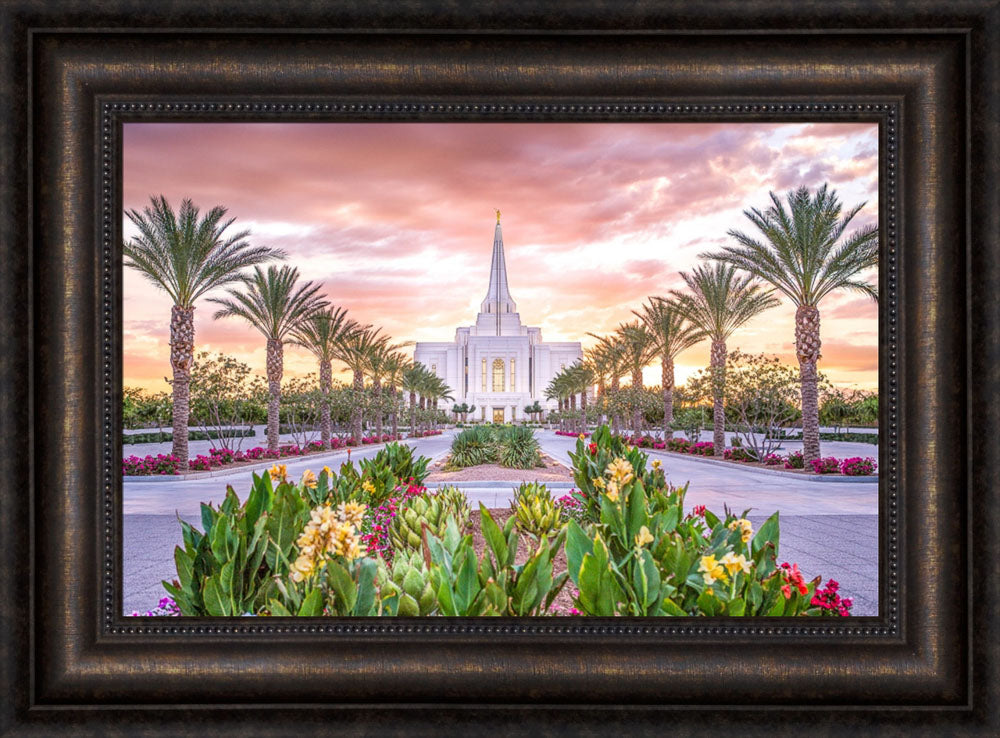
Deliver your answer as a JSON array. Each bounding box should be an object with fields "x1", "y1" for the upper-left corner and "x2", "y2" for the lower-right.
[{"x1": 124, "y1": 428, "x2": 879, "y2": 617}]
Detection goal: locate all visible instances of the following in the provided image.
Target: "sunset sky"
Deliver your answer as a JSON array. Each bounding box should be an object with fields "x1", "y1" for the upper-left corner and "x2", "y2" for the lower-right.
[{"x1": 123, "y1": 121, "x2": 879, "y2": 394}]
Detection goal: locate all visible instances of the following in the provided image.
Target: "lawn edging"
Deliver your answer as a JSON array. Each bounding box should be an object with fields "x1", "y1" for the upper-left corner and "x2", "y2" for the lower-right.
[{"x1": 646, "y1": 448, "x2": 879, "y2": 483}]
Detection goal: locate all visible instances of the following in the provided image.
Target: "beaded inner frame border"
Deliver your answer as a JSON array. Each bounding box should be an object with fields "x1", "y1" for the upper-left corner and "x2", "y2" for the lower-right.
[{"x1": 101, "y1": 100, "x2": 898, "y2": 638}]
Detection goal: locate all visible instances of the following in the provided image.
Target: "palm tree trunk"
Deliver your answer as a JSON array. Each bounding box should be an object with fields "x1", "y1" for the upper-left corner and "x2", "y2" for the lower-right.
[
  {"x1": 631, "y1": 369, "x2": 643, "y2": 435},
  {"x1": 796, "y1": 305, "x2": 822, "y2": 463},
  {"x1": 265, "y1": 338, "x2": 283, "y2": 451},
  {"x1": 373, "y1": 378, "x2": 383, "y2": 437},
  {"x1": 389, "y1": 385, "x2": 399, "y2": 439},
  {"x1": 409, "y1": 390, "x2": 417, "y2": 437},
  {"x1": 169, "y1": 305, "x2": 194, "y2": 470},
  {"x1": 319, "y1": 359, "x2": 332, "y2": 448},
  {"x1": 710, "y1": 339, "x2": 726, "y2": 455},
  {"x1": 611, "y1": 375, "x2": 621, "y2": 435},
  {"x1": 580, "y1": 388, "x2": 588, "y2": 434},
  {"x1": 662, "y1": 355, "x2": 674, "y2": 439},
  {"x1": 569, "y1": 394, "x2": 577, "y2": 433},
  {"x1": 351, "y1": 369, "x2": 364, "y2": 442}
]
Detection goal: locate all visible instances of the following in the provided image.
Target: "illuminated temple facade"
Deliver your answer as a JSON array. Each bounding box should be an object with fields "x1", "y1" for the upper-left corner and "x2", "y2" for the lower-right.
[{"x1": 413, "y1": 213, "x2": 582, "y2": 423}]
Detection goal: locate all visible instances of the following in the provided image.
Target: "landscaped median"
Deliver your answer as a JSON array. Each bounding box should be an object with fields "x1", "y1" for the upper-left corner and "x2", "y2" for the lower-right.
[{"x1": 133, "y1": 425, "x2": 856, "y2": 618}]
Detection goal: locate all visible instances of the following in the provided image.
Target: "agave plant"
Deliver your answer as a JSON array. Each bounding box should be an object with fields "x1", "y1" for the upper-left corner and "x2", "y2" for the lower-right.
[
  {"x1": 389, "y1": 488, "x2": 470, "y2": 556},
  {"x1": 510, "y1": 482, "x2": 563, "y2": 540}
]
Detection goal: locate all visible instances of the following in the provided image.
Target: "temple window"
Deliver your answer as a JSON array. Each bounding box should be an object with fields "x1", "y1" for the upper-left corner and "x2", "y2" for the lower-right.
[{"x1": 492, "y1": 358, "x2": 505, "y2": 392}]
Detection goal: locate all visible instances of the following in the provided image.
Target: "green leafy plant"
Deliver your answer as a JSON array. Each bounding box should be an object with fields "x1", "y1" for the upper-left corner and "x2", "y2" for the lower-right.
[{"x1": 162, "y1": 471, "x2": 310, "y2": 615}]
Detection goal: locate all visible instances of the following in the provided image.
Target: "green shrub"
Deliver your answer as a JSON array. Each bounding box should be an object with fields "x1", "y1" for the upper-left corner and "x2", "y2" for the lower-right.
[
  {"x1": 124, "y1": 428, "x2": 256, "y2": 445},
  {"x1": 448, "y1": 425, "x2": 541, "y2": 469}
]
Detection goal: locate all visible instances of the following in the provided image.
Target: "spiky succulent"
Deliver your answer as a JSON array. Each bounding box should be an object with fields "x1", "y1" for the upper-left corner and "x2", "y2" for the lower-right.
[
  {"x1": 376, "y1": 553, "x2": 437, "y2": 616},
  {"x1": 389, "y1": 488, "x2": 470, "y2": 556},
  {"x1": 510, "y1": 482, "x2": 563, "y2": 540}
]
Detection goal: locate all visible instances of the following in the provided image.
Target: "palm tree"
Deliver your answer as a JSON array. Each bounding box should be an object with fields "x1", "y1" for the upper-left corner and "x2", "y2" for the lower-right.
[
  {"x1": 615, "y1": 321, "x2": 657, "y2": 434},
  {"x1": 123, "y1": 196, "x2": 283, "y2": 469},
  {"x1": 671, "y1": 262, "x2": 779, "y2": 453},
  {"x1": 401, "y1": 361, "x2": 432, "y2": 436},
  {"x1": 289, "y1": 306, "x2": 359, "y2": 448},
  {"x1": 209, "y1": 265, "x2": 328, "y2": 451},
  {"x1": 705, "y1": 184, "x2": 878, "y2": 462},
  {"x1": 334, "y1": 327, "x2": 387, "y2": 443},
  {"x1": 565, "y1": 361, "x2": 595, "y2": 433},
  {"x1": 587, "y1": 334, "x2": 627, "y2": 433},
  {"x1": 634, "y1": 297, "x2": 706, "y2": 439},
  {"x1": 380, "y1": 352, "x2": 410, "y2": 439},
  {"x1": 366, "y1": 339, "x2": 414, "y2": 437}
]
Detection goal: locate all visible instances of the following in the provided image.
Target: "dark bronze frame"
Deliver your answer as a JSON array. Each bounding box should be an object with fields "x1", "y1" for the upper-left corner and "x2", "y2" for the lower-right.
[{"x1": 2, "y1": 1, "x2": 996, "y2": 733}]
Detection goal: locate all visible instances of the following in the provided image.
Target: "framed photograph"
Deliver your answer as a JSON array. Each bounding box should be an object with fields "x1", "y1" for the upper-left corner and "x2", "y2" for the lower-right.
[{"x1": 2, "y1": 2, "x2": 996, "y2": 734}]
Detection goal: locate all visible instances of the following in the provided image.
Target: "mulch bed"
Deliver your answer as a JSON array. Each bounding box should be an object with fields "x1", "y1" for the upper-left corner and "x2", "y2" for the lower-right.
[{"x1": 426, "y1": 453, "x2": 574, "y2": 483}]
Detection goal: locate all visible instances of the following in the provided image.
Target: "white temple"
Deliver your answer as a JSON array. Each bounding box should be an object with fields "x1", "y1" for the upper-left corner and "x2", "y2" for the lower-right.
[{"x1": 413, "y1": 211, "x2": 582, "y2": 423}]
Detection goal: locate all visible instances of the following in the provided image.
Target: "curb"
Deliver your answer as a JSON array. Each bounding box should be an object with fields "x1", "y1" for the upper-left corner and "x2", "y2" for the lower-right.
[
  {"x1": 644, "y1": 449, "x2": 879, "y2": 483},
  {"x1": 425, "y1": 480, "x2": 575, "y2": 489}
]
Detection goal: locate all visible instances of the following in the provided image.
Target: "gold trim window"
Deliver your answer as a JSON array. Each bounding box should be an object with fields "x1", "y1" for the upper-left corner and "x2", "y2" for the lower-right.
[
  {"x1": 510, "y1": 358, "x2": 516, "y2": 392},
  {"x1": 492, "y1": 358, "x2": 505, "y2": 392}
]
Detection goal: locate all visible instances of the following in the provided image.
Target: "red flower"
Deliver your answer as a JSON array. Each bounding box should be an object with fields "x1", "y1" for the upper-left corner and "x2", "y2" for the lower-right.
[
  {"x1": 588, "y1": 442, "x2": 598, "y2": 455},
  {"x1": 781, "y1": 584, "x2": 791, "y2": 599}
]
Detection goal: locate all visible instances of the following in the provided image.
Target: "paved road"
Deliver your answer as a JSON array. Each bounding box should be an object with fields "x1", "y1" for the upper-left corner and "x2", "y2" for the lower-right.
[{"x1": 124, "y1": 428, "x2": 879, "y2": 617}]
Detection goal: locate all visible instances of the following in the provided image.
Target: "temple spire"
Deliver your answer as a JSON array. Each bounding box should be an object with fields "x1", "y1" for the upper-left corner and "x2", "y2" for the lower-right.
[{"x1": 481, "y1": 212, "x2": 515, "y2": 321}]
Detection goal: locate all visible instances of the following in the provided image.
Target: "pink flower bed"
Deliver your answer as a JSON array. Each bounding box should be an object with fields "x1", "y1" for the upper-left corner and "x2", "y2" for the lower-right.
[
  {"x1": 408, "y1": 429, "x2": 442, "y2": 438},
  {"x1": 122, "y1": 453, "x2": 180, "y2": 476},
  {"x1": 122, "y1": 435, "x2": 401, "y2": 476},
  {"x1": 555, "y1": 430, "x2": 590, "y2": 437},
  {"x1": 839, "y1": 456, "x2": 877, "y2": 476}
]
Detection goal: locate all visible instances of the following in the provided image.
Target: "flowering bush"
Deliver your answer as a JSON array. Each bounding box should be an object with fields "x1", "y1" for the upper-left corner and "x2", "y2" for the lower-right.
[
  {"x1": 128, "y1": 596, "x2": 181, "y2": 617},
  {"x1": 762, "y1": 453, "x2": 783, "y2": 466},
  {"x1": 840, "y1": 456, "x2": 876, "y2": 476},
  {"x1": 555, "y1": 493, "x2": 585, "y2": 524},
  {"x1": 784, "y1": 450, "x2": 804, "y2": 469},
  {"x1": 810, "y1": 457, "x2": 840, "y2": 474},
  {"x1": 687, "y1": 441, "x2": 715, "y2": 456},
  {"x1": 359, "y1": 483, "x2": 426, "y2": 563},
  {"x1": 723, "y1": 447, "x2": 757, "y2": 462},
  {"x1": 122, "y1": 453, "x2": 180, "y2": 476},
  {"x1": 810, "y1": 579, "x2": 854, "y2": 616},
  {"x1": 188, "y1": 454, "x2": 213, "y2": 471},
  {"x1": 555, "y1": 430, "x2": 589, "y2": 437},
  {"x1": 408, "y1": 429, "x2": 442, "y2": 438},
  {"x1": 667, "y1": 437, "x2": 692, "y2": 453}
]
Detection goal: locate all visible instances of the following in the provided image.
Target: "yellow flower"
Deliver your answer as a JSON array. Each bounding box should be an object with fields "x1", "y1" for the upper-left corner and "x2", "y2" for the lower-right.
[
  {"x1": 698, "y1": 554, "x2": 728, "y2": 585},
  {"x1": 605, "y1": 480, "x2": 620, "y2": 503},
  {"x1": 337, "y1": 501, "x2": 366, "y2": 528},
  {"x1": 269, "y1": 464, "x2": 288, "y2": 483},
  {"x1": 290, "y1": 553, "x2": 315, "y2": 582},
  {"x1": 720, "y1": 551, "x2": 752, "y2": 576},
  {"x1": 651, "y1": 459, "x2": 662, "y2": 470},
  {"x1": 591, "y1": 477, "x2": 606, "y2": 490},
  {"x1": 361, "y1": 479, "x2": 376, "y2": 496},
  {"x1": 321, "y1": 465, "x2": 332, "y2": 478},
  {"x1": 578, "y1": 433, "x2": 586, "y2": 440},
  {"x1": 705, "y1": 588, "x2": 714, "y2": 597},
  {"x1": 728, "y1": 518, "x2": 754, "y2": 543},
  {"x1": 634, "y1": 525, "x2": 654, "y2": 547},
  {"x1": 301, "y1": 469, "x2": 317, "y2": 489},
  {"x1": 605, "y1": 457, "x2": 635, "y2": 485}
]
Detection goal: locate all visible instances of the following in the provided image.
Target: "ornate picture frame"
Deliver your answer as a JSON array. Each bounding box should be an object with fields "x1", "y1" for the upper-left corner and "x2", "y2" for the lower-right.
[{"x1": 2, "y1": 2, "x2": 995, "y2": 733}]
